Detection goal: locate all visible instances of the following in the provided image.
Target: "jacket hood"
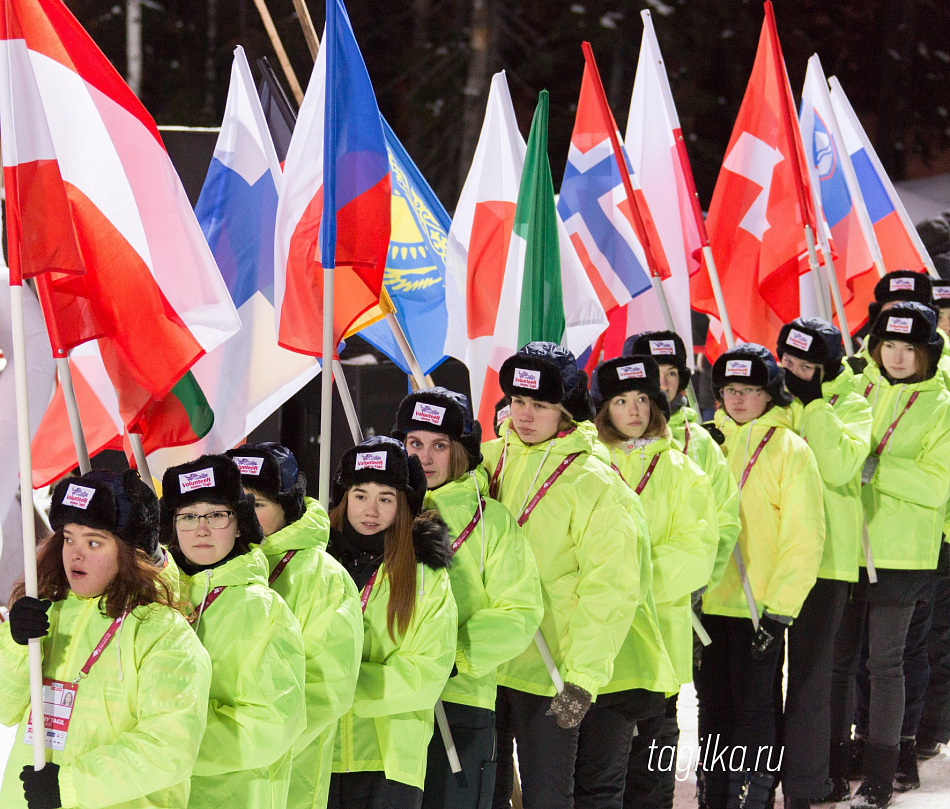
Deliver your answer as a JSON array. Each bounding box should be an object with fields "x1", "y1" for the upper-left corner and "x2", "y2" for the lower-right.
[
  {"x1": 182, "y1": 545, "x2": 270, "y2": 592},
  {"x1": 413, "y1": 513, "x2": 452, "y2": 571},
  {"x1": 259, "y1": 497, "x2": 328, "y2": 555}
]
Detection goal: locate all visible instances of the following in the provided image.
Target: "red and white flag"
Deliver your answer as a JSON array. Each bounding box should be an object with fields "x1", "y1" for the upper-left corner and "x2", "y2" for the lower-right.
[
  {"x1": 0, "y1": 0, "x2": 240, "y2": 429},
  {"x1": 692, "y1": 1, "x2": 819, "y2": 360}
]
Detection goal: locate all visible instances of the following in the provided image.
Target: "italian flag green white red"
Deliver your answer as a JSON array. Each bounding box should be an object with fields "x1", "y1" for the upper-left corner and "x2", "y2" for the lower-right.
[{"x1": 444, "y1": 73, "x2": 606, "y2": 434}]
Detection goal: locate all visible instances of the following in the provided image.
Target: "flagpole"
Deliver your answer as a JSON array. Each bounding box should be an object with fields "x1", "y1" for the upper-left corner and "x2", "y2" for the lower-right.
[
  {"x1": 252, "y1": 0, "x2": 305, "y2": 104},
  {"x1": 9, "y1": 284, "x2": 47, "y2": 773},
  {"x1": 55, "y1": 357, "x2": 92, "y2": 474},
  {"x1": 331, "y1": 359, "x2": 364, "y2": 443},
  {"x1": 291, "y1": 0, "x2": 320, "y2": 60},
  {"x1": 581, "y1": 42, "x2": 680, "y2": 341},
  {"x1": 127, "y1": 433, "x2": 155, "y2": 492}
]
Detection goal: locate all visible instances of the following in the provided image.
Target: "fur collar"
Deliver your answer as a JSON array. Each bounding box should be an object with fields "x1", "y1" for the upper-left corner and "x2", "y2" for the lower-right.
[{"x1": 413, "y1": 514, "x2": 452, "y2": 571}]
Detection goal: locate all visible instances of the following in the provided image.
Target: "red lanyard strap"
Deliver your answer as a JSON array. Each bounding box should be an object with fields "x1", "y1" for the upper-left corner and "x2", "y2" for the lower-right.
[
  {"x1": 517, "y1": 453, "x2": 582, "y2": 527},
  {"x1": 199, "y1": 586, "x2": 226, "y2": 614},
  {"x1": 862, "y1": 382, "x2": 919, "y2": 455},
  {"x1": 451, "y1": 500, "x2": 485, "y2": 554},
  {"x1": 828, "y1": 394, "x2": 839, "y2": 406},
  {"x1": 360, "y1": 569, "x2": 379, "y2": 613},
  {"x1": 739, "y1": 427, "x2": 776, "y2": 491},
  {"x1": 682, "y1": 418, "x2": 691, "y2": 456},
  {"x1": 489, "y1": 453, "x2": 504, "y2": 500},
  {"x1": 635, "y1": 454, "x2": 661, "y2": 496},
  {"x1": 78, "y1": 613, "x2": 126, "y2": 680},
  {"x1": 268, "y1": 550, "x2": 297, "y2": 585}
]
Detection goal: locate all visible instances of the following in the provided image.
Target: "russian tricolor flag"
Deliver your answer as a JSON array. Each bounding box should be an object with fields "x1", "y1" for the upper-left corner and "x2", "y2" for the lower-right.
[{"x1": 274, "y1": 0, "x2": 391, "y2": 358}]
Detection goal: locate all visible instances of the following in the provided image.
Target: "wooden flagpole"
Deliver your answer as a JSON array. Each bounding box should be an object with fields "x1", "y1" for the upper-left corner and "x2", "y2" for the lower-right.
[{"x1": 252, "y1": 0, "x2": 305, "y2": 104}]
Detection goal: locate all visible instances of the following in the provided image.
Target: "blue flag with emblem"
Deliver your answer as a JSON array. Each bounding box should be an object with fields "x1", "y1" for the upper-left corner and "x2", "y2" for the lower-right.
[{"x1": 358, "y1": 119, "x2": 450, "y2": 375}]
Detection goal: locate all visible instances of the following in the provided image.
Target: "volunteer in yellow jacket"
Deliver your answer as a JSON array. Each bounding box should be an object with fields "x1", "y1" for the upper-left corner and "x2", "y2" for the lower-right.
[
  {"x1": 0, "y1": 470, "x2": 212, "y2": 809},
  {"x1": 774, "y1": 318, "x2": 872, "y2": 808},
  {"x1": 392, "y1": 388, "x2": 543, "y2": 809},
  {"x1": 482, "y1": 341, "x2": 642, "y2": 809},
  {"x1": 592, "y1": 354, "x2": 718, "y2": 809},
  {"x1": 161, "y1": 455, "x2": 307, "y2": 809},
  {"x1": 832, "y1": 303, "x2": 950, "y2": 809},
  {"x1": 325, "y1": 436, "x2": 458, "y2": 809},
  {"x1": 228, "y1": 442, "x2": 363, "y2": 809},
  {"x1": 697, "y1": 345, "x2": 825, "y2": 809},
  {"x1": 623, "y1": 331, "x2": 740, "y2": 594}
]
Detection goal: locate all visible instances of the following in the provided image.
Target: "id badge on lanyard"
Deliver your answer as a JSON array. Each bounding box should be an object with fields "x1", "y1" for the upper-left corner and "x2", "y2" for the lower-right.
[{"x1": 23, "y1": 612, "x2": 125, "y2": 751}]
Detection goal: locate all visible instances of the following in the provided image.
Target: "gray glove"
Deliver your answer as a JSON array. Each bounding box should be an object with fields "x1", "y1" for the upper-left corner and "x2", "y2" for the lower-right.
[
  {"x1": 547, "y1": 683, "x2": 592, "y2": 729},
  {"x1": 861, "y1": 455, "x2": 879, "y2": 485}
]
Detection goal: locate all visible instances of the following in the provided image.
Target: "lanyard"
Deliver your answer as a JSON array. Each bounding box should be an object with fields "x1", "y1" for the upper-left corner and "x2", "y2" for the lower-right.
[
  {"x1": 198, "y1": 586, "x2": 226, "y2": 614},
  {"x1": 76, "y1": 613, "x2": 127, "y2": 682},
  {"x1": 489, "y1": 452, "x2": 504, "y2": 500},
  {"x1": 451, "y1": 500, "x2": 485, "y2": 554},
  {"x1": 682, "y1": 418, "x2": 691, "y2": 456},
  {"x1": 268, "y1": 551, "x2": 297, "y2": 585},
  {"x1": 360, "y1": 569, "x2": 379, "y2": 613},
  {"x1": 635, "y1": 454, "x2": 661, "y2": 495},
  {"x1": 517, "y1": 453, "x2": 581, "y2": 527},
  {"x1": 739, "y1": 427, "x2": 776, "y2": 491},
  {"x1": 863, "y1": 382, "x2": 919, "y2": 455}
]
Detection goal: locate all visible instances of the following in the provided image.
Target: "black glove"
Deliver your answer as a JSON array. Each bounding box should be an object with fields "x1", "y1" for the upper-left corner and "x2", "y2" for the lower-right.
[
  {"x1": 9, "y1": 597, "x2": 51, "y2": 645},
  {"x1": 750, "y1": 614, "x2": 787, "y2": 662},
  {"x1": 20, "y1": 763, "x2": 61, "y2": 809},
  {"x1": 784, "y1": 370, "x2": 823, "y2": 405},
  {"x1": 547, "y1": 683, "x2": 593, "y2": 729}
]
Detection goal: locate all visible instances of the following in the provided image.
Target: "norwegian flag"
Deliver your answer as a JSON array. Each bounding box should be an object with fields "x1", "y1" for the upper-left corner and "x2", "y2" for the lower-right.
[{"x1": 692, "y1": 1, "x2": 820, "y2": 360}]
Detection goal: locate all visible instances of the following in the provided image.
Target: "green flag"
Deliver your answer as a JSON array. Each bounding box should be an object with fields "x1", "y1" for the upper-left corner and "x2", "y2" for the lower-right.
[{"x1": 514, "y1": 90, "x2": 566, "y2": 347}]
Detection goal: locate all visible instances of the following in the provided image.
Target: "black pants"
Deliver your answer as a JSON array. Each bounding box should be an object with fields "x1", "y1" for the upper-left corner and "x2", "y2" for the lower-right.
[
  {"x1": 493, "y1": 687, "x2": 579, "y2": 809},
  {"x1": 422, "y1": 703, "x2": 496, "y2": 809},
  {"x1": 329, "y1": 771, "x2": 423, "y2": 809},
  {"x1": 696, "y1": 615, "x2": 785, "y2": 775},
  {"x1": 918, "y1": 577, "x2": 950, "y2": 744},
  {"x1": 779, "y1": 578, "x2": 848, "y2": 799},
  {"x1": 831, "y1": 568, "x2": 932, "y2": 748},
  {"x1": 854, "y1": 575, "x2": 935, "y2": 738},
  {"x1": 622, "y1": 689, "x2": 672, "y2": 809}
]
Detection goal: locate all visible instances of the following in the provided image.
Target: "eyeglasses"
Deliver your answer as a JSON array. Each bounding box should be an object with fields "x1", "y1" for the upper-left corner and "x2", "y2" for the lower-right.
[
  {"x1": 175, "y1": 510, "x2": 235, "y2": 531},
  {"x1": 722, "y1": 386, "x2": 766, "y2": 399}
]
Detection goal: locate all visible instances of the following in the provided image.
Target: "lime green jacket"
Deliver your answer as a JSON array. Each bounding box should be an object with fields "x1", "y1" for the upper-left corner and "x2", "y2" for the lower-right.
[
  {"x1": 331, "y1": 523, "x2": 458, "y2": 790},
  {"x1": 787, "y1": 363, "x2": 871, "y2": 582},
  {"x1": 858, "y1": 360, "x2": 950, "y2": 569},
  {"x1": 425, "y1": 469, "x2": 544, "y2": 711},
  {"x1": 259, "y1": 498, "x2": 363, "y2": 809},
  {"x1": 182, "y1": 548, "x2": 307, "y2": 809},
  {"x1": 605, "y1": 436, "x2": 719, "y2": 684},
  {"x1": 482, "y1": 421, "x2": 642, "y2": 700},
  {"x1": 669, "y1": 406, "x2": 740, "y2": 593},
  {"x1": 0, "y1": 594, "x2": 212, "y2": 809},
  {"x1": 707, "y1": 406, "x2": 825, "y2": 620}
]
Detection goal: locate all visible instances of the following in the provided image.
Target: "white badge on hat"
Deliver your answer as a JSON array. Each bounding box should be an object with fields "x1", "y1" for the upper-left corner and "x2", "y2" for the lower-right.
[
  {"x1": 412, "y1": 401, "x2": 447, "y2": 426},
  {"x1": 786, "y1": 329, "x2": 814, "y2": 352},
  {"x1": 649, "y1": 339, "x2": 676, "y2": 356},
  {"x1": 355, "y1": 451, "x2": 388, "y2": 471},
  {"x1": 233, "y1": 457, "x2": 264, "y2": 476},
  {"x1": 496, "y1": 404, "x2": 511, "y2": 424},
  {"x1": 513, "y1": 368, "x2": 541, "y2": 390},
  {"x1": 886, "y1": 316, "x2": 914, "y2": 334},
  {"x1": 63, "y1": 484, "x2": 96, "y2": 510},
  {"x1": 889, "y1": 277, "x2": 916, "y2": 292},
  {"x1": 179, "y1": 468, "x2": 216, "y2": 493},
  {"x1": 726, "y1": 359, "x2": 753, "y2": 377},
  {"x1": 934, "y1": 285, "x2": 950, "y2": 301},
  {"x1": 617, "y1": 362, "x2": 647, "y2": 380}
]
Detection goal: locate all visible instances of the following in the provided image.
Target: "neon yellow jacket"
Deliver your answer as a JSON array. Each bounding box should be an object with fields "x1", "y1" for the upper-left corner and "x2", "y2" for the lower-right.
[
  {"x1": 259, "y1": 498, "x2": 363, "y2": 809},
  {"x1": 788, "y1": 363, "x2": 871, "y2": 582},
  {"x1": 669, "y1": 406, "x2": 740, "y2": 592},
  {"x1": 707, "y1": 406, "x2": 825, "y2": 620},
  {"x1": 858, "y1": 360, "x2": 950, "y2": 569},
  {"x1": 181, "y1": 547, "x2": 307, "y2": 809},
  {"x1": 0, "y1": 594, "x2": 212, "y2": 809},
  {"x1": 331, "y1": 520, "x2": 458, "y2": 790},
  {"x1": 482, "y1": 421, "x2": 641, "y2": 699},
  {"x1": 604, "y1": 436, "x2": 719, "y2": 683},
  {"x1": 424, "y1": 469, "x2": 544, "y2": 711}
]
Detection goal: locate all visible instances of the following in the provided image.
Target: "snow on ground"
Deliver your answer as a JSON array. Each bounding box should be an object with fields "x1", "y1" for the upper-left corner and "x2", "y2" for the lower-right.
[{"x1": 1, "y1": 681, "x2": 949, "y2": 806}]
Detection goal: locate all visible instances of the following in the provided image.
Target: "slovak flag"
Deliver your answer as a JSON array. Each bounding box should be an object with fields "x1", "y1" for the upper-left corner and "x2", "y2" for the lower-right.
[
  {"x1": 274, "y1": 0, "x2": 391, "y2": 357},
  {"x1": 694, "y1": 1, "x2": 818, "y2": 359},
  {"x1": 829, "y1": 76, "x2": 934, "y2": 278},
  {"x1": 557, "y1": 48, "x2": 662, "y2": 318},
  {"x1": 799, "y1": 55, "x2": 877, "y2": 331},
  {"x1": 0, "y1": 0, "x2": 241, "y2": 427}
]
